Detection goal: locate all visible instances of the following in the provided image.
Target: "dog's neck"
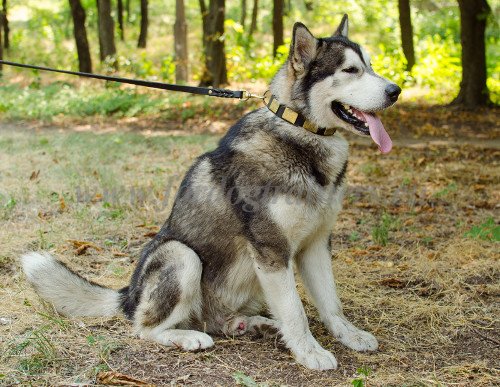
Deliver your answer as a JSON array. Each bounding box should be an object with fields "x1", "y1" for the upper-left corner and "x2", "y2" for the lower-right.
[{"x1": 269, "y1": 64, "x2": 296, "y2": 110}]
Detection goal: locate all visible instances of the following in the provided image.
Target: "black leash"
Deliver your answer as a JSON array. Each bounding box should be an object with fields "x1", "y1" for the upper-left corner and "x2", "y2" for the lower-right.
[{"x1": 0, "y1": 60, "x2": 264, "y2": 100}]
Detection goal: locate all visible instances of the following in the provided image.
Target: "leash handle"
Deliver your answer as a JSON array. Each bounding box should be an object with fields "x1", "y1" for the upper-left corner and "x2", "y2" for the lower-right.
[{"x1": 0, "y1": 60, "x2": 256, "y2": 100}]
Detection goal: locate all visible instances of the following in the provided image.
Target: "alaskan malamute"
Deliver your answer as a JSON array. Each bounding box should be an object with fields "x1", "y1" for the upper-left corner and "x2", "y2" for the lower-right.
[{"x1": 22, "y1": 15, "x2": 400, "y2": 370}]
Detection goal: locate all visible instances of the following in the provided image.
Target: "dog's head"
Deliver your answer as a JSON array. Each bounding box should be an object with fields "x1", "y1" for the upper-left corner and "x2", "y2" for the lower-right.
[{"x1": 280, "y1": 15, "x2": 401, "y2": 153}]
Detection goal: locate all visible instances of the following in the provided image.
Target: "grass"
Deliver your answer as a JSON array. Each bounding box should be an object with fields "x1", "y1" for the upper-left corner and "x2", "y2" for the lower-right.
[
  {"x1": 371, "y1": 213, "x2": 400, "y2": 246},
  {"x1": 0, "y1": 123, "x2": 498, "y2": 385},
  {"x1": 465, "y1": 217, "x2": 500, "y2": 242}
]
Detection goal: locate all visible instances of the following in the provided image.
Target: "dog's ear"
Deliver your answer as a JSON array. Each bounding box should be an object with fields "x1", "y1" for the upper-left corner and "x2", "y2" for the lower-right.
[
  {"x1": 334, "y1": 14, "x2": 349, "y2": 38},
  {"x1": 290, "y1": 22, "x2": 317, "y2": 74}
]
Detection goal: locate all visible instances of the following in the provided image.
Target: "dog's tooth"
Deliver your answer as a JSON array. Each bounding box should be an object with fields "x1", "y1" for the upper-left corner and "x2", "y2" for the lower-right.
[{"x1": 364, "y1": 122, "x2": 369, "y2": 127}]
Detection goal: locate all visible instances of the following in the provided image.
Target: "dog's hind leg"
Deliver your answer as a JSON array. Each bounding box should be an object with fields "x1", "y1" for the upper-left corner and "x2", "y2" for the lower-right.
[
  {"x1": 222, "y1": 315, "x2": 279, "y2": 337},
  {"x1": 132, "y1": 241, "x2": 214, "y2": 351},
  {"x1": 296, "y1": 234, "x2": 378, "y2": 352}
]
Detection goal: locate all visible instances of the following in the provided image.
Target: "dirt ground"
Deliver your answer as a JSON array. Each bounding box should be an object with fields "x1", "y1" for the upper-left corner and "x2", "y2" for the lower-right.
[{"x1": 0, "y1": 108, "x2": 499, "y2": 386}]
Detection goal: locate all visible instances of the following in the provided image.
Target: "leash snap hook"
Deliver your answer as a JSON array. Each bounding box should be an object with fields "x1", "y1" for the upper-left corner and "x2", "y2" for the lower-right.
[{"x1": 242, "y1": 90, "x2": 267, "y2": 101}]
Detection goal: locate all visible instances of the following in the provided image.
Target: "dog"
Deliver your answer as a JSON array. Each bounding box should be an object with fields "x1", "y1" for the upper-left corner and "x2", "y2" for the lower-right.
[{"x1": 21, "y1": 15, "x2": 400, "y2": 370}]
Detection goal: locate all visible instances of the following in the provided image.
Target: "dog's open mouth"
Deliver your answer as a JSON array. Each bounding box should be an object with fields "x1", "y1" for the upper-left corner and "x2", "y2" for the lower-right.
[{"x1": 331, "y1": 102, "x2": 392, "y2": 154}]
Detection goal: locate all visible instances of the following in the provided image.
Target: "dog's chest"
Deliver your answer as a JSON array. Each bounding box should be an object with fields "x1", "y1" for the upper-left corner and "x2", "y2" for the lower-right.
[
  {"x1": 269, "y1": 182, "x2": 345, "y2": 254},
  {"x1": 269, "y1": 137, "x2": 348, "y2": 254}
]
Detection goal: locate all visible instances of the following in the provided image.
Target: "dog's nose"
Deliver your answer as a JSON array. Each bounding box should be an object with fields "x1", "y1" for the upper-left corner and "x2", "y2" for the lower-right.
[{"x1": 385, "y1": 84, "x2": 402, "y2": 102}]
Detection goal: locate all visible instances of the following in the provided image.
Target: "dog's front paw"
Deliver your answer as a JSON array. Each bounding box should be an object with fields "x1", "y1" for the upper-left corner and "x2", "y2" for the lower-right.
[
  {"x1": 329, "y1": 316, "x2": 378, "y2": 352},
  {"x1": 339, "y1": 328, "x2": 378, "y2": 352},
  {"x1": 294, "y1": 346, "x2": 338, "y2": 370}
]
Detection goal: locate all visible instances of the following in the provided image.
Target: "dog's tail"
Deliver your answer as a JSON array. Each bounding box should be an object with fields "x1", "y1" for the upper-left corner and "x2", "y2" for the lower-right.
[{"x1": 21, "y1": 252, "x2": 122, "y2": 317}]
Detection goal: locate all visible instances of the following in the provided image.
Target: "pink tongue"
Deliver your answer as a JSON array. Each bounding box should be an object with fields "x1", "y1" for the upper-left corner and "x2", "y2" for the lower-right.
[{"x1": 353, "y1": 109, "x2": 392, "y2": 154}]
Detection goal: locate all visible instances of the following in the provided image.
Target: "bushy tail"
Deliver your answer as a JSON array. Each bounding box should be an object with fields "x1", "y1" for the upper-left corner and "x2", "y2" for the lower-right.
[{"x1": 21, "y1": 252, "x2": 121, "y2": 317}]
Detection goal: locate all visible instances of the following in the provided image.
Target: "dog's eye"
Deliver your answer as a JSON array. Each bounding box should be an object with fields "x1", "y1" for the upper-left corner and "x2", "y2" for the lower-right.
[{"x1": 342, "y1": 67, "x2": 359, "y2": 74}]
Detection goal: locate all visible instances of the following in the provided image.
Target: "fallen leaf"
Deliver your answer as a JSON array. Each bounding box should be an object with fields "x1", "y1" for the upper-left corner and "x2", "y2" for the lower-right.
[
  {"x1": 37, "y1": 211, "x2": 52, "y2": 220},
  {"x1": 111, "y1": 250, "x2": 128, "y2": 257},
  {"x1": 29, "y1": 170, "x2": 40, "y2": 180},
  {"x1": 67, "y1": 240, "x2": 102, "y2": 255},
  {"x1": 380, "y1": 277, "x2": 406, "y2": 289},
  {"x1": 96, "y1": 371, "x2": 155, "y2": 386},
  {"x1": 59, "y1": 195, "x2": 66, "y2": 212},
  {"x1": 91, "y1": 193, "x2": 103, "y2": 203}
]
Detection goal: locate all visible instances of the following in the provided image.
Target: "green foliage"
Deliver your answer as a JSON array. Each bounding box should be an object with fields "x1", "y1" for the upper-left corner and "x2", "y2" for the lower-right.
[
  {"x1": 372, "y1": 213, "x2": 399, "y2": 246},
  {"x1": 352, "y1": 366, "x2": 372, "y2": 387},
  {"x1": 434, "y1": 182, "x2": 457, "y2": 198},
  {"x1": 465, "y1": 218, "x2": 499, "y2": 242},
  {"x1": 224, "y1": 19, "x2": 288, "y2": 82},
  {"x1": 233, "y1": 371, "x2": 268, "y2": 387},
  {"x1": 38, "y1": 229, "x2": 55, "y2": 250},
  {"x1": 349, "y1": 231, "x2": 361, "y2": 242},
  {"x1": 5, "y1": 323, "x2": 58, "y2": 375},
  {"x1": 0, "y1": 0, "x2": 498, "y2": 119}
]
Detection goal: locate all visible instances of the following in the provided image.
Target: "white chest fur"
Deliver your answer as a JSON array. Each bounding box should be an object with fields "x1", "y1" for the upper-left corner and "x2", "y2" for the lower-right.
[{"x1": 269, "y1": 133, "x2": 348, "y2": 256}]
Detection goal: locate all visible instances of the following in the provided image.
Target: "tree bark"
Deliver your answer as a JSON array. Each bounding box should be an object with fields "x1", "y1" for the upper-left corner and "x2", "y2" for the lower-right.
[
  {"x1": 97, "y1": 0, "x2": 117, "y2": 64},
  {"x1": 240, "y1": 0, "x2": 246, "y2": 28},
  {"x1": 69, "y1": 0, "x2": 93, "y2": 73},
  {"x1": 199, "y1": 0, "x2": 208, "y2": 52},
  {"x1": 2, "y1": 0, "x2": 8, "y2": 49},
  {"x1": 125, "y1": 0, "x2": 131, "y2": 22},
  {"x1": 138, "y1": 0, "x2": 148, "y2": 48},
  {"x1": 452, "y1": 0, "x2": 491, "y2": 107},
  {"x1": 117, "y1": 0, "x2": 124, "y2": 40},
  {"x1": 272, "y1": 0, "x2": 284, "y2": 56},
  {"x1": 199, "y1": 0, "x2": 227, "y2": 87},
  {"x1": 174, "y1": 0, "x2": 188, "y2": 83},
  {"x1": 0, "y1": 13, "x2": 3, "y2": 74},
  {"x1": 398, "y1": 0, "x2": 415, "y2": 71},
  {"x1": 249, "y1": 0, "x2": 258, "y2": 37}
]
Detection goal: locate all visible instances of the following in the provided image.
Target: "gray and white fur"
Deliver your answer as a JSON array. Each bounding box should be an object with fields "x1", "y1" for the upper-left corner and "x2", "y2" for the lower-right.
[{"x1": 22, "y1": 15, "x2": 401, "y2": 370}]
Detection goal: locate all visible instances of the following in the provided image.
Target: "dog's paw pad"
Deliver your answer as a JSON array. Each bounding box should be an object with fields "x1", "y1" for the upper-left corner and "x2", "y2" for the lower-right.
[{"x1": 222, "y1": 316, "x2": 248, "y2": 336}]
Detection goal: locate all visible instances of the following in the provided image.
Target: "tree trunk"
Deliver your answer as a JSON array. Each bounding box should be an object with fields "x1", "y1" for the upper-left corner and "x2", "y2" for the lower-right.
[
  {"x1": 69, "y1": 0, "x2": 92, "y2": 73},
  {"x1": 199, "y1": 0, "x2": 208, "y2": 46},
  {"x1": 452, "y1": 0, "x2": 490, "y2": 107},
  {"x1": 174, "y1": 0, "x2": 188, "y2": 83},
  {"x1": 2, "y1": 0, "x2": 8, "y2": 49},
  {"x1": 199, "y1": 0, "x2": 227, "y2": 87},
  {"x1": 125, "y1": 0, "x2": 130, "y2": 22},
  {"x1": 117, "y1": 0, "x2": 124, "y2": 40},
  {"x1": 398, "y1": 0, "x2": 415, "y2": 71},
  {"x1": 249, "y1": 0, "x2": 258, "y2": 37},
  {"x1": 97, "y1": 0, "x2": 117, "y2": 64},
  {"x1": 0, "y1": 14, "x2": 3, "y2": 74},
  {"x1": 240, "y1": 0, "x2": 246, "y2": 28},
  {"x1": 137, "y1": 0, "x2": 148, "y2": 48},
  {"x1": 272, "y1": 0, "x2": 284, "y2": 56}
]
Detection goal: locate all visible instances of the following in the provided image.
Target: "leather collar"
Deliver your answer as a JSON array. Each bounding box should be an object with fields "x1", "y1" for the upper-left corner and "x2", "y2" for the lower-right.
[{"x1": 264, "y1": 94, "x2": 337, "y2": 136}]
